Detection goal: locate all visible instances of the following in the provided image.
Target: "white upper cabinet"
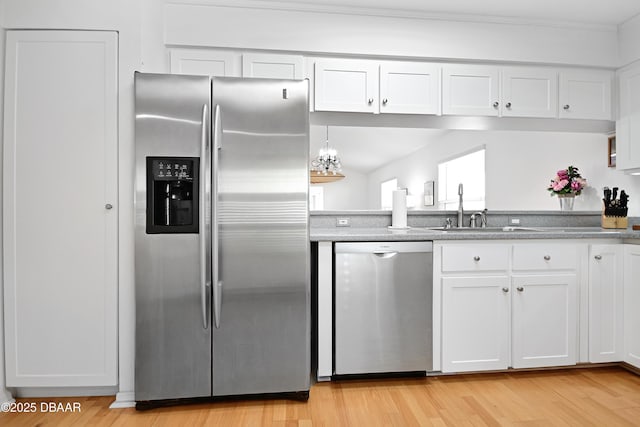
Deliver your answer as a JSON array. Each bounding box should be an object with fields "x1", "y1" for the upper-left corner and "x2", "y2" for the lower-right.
[
  {"x1": 559, "y1": 70, "x2": 612, "y2": 120},
  {"x1": 379, "y1": 62, "x2": 441, "y2": 114},
  {"x1": 501, "y1": 67, "x2": 558, "y2": 118},
  {"x1": 242, "y1": 53, "x2": 304, "y2": 79},
  {"x1": 616, "y1": 62, "x2": 640, "y2": 172},
  {"x1": 442, "y1": 65, "x2": 500, "y2": 116},
  {"x1": 314, "y1": 59, "x2": 378, "y2": 113},
  {"x1": 170, "y1": 49, "x2": 240, "y2": 77}
]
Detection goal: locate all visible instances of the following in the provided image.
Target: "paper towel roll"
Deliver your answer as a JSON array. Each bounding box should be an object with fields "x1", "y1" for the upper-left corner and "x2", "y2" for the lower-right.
[{"x1": 392, "y1": 189, "x2": 407, "y2": 228}]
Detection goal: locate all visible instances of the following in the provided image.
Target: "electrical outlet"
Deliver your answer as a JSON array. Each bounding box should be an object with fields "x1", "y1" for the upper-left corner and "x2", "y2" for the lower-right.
[
  {"x1": 510, "y1": 218, "x2": 521, "y2": 225},
  {"x1": 336, "y1": 217, "x2": 350, "y2": 227}
]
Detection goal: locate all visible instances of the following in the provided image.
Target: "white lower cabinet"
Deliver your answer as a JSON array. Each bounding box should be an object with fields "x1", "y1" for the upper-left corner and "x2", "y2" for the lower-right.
[
  {"x1": 624, "y1": 244, "x2": 640, "y2": 369},
  {"x1": 511, "y1": 274, "x2": 577, "y2": 368},
  {"x1": 439, "y1": 241, "x2": 581, "y2": 373},
  {"x1": 442, "y1": 276, "x2": 510, "y2": 372},
  {"x1": 589, "y1": 245, "x2": 624, "y2": 362}
]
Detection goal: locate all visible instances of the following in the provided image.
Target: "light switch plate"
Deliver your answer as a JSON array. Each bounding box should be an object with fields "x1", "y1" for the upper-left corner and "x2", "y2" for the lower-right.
[{"x1": 336, "y1": 217, "x2": 350, "y2": 227}]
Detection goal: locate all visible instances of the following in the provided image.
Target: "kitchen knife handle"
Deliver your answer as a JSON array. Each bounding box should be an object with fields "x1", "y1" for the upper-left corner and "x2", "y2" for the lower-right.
[
  {"x1": 213, "y1": 104, "x2": 222, "y2": 329},
  {"x1": 200, "y1": 103, "x2": 211, "y2": 330}
]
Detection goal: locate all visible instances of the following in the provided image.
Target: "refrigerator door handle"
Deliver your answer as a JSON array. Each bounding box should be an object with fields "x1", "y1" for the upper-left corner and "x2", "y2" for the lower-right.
[
  {"x1": 213, "y1": 104, "x2": 222, "y2": 329},
  {"x1": 200, "y1": 103, "x2": 211, "y2": 330}
]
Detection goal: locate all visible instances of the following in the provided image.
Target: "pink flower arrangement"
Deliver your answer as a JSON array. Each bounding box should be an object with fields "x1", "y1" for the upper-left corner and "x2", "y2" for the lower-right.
[{"x1": 548, "y1": 166, "x2": 587, "y2": 196}]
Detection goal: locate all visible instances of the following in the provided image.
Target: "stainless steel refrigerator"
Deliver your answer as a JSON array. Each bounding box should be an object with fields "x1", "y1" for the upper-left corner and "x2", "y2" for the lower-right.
[{"x1": 134, "y1": 72, "x2": 310, "y2": 405}]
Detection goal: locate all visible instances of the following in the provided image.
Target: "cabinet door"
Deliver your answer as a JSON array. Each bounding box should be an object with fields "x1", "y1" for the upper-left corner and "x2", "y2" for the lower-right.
[
  {"x1": 3, "y1": 30, "x2": 118, "y2": 386},
  {"x1": 624, "y1": 245, "x2": 640, "y2": 369},
  {"x1": 501, "y1": 67, "x2": 558, "y2": 118},
  {"x1": 441, "y1": 276, "x2": 510, "y2": 373},
  {"x1": 314, "y1": 59, "x2": 378, "y2": 113},
  {"x1": 442, "y1": 65, "x2": 499, "y2": 116},
  {"x1": 589, "y1": 245, "x2": 624, "y2": 362},
  {"x1": 616, "y1": 63, "x2": 640, "y2": 171},
  {"x1": 559, "y1": 70, "x2": 612, "y2": 120},
  {"x1": 242, "y1": 53, "x2": 304, "y2": 79},
  {"x1": 379, "y1": 62, "x2": 440, "y2": 114},
  {"x1": 511, "y1": 275, "x2": 577, "y2": 368},
  {"x1": 170, "y1": 48, "x2": 240, "y2": 76}
]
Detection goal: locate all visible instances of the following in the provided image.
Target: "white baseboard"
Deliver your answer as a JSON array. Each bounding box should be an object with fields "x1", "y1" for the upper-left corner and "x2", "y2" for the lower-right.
[{"x1": 110, "y1": 391, "x2": 136, "y2": 409}]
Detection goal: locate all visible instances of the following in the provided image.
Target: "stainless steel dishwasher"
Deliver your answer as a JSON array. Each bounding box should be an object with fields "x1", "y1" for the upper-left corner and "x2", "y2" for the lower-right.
[{"x1": 334, "y1": 241, "x2": 433, "y2": 375}]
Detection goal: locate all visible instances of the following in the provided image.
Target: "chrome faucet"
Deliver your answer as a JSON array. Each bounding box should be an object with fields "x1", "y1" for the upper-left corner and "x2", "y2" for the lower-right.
[
  {"x1": 457, "y1": 183, "x2": 464, "y2": 228},
  {"x1": 470, "y1": 209, "x2": 488, "y2": 228}
]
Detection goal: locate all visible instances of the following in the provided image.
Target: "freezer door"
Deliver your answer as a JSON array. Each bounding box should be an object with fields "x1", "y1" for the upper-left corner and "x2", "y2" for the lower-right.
[
  {"x1": 134, "y1": 73, "x2": 212, "y2": 401},
  {"x1": 211, "y1": 77, "x2": 310, "y2": 396}
]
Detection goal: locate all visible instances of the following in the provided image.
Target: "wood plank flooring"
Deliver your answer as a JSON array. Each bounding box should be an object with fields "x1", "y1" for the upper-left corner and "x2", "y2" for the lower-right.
[{"x1": 2, "y1": 367, "x2": 640, "y2": 426}]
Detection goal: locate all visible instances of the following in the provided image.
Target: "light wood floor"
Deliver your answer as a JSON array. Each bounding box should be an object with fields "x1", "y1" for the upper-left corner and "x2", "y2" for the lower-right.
[{"x1": 2, "y1": 367, "x2": 640, "y2": 426}]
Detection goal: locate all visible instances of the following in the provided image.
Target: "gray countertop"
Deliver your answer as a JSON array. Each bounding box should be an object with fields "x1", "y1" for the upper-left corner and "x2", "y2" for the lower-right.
[{"x1": 310, "y1": 226, "x2": 640, "y2": 241}]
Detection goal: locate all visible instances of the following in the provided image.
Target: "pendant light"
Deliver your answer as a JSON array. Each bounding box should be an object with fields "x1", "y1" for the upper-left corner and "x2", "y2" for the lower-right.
[{"x1": 310, "y1": 126, "x2": 345, "y2": 184}]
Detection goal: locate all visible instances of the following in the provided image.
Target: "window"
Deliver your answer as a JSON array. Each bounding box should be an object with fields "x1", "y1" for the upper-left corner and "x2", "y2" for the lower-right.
[
  {"x1": 380, "y1": 178, "x2": 398, "y2": 210},
  {"x1": 437, "y1": 148, "x2": 485, "y2": 210}
]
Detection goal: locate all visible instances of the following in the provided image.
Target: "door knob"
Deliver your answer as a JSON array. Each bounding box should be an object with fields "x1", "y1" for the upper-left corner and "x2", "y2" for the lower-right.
[
  {"x1": 517, "y1": 286, "x2": 524, "y2": 292},
  {"x1": 105, "y1": 204, "x2": 113, "y2": 210},
  {"x1": 382, "y1": 98, "x2": 388, "y2": 105},
  {"x1": 493, "y1": 101, "x2": 499, "y2": 108},
  {"x1": 594, "y1": 255, "x2": 602, "y2": 260},
  {"x1": 544, "y1": 255, "x2": 551, "y2": 261},
  {"x1": 473, "y1": 256, "x2": 480, "y2": 261},
  {"x1": 563, "y1": 104, "x2": 570, "y2": 110},
  {"x1": 505, "y1": 102, "x2": 512, "y2": 108},
  {"x1": 502, "y1": 287, "x2": 509, "y2": 293},
  {"x1": 368, "y1": 98, "x2": 374, "y2": 105}
]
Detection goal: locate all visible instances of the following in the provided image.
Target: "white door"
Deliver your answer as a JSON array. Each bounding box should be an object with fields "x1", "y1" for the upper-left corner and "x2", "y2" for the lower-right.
[
  {"x1": 624, "y1": 245, "x2": 640, "y2": 369},
  {"x1": 501, "y1": 67, "x2": 558, "y2": 118},
  {"x1": 379, "y1": 62, "x2": 440, "y2": 114},
  {"x1": 314, "y1": 59, "x2": 378, "y2": 113},
  {"x1": 559, "y1": 70, "x2": 612, "y2": 120},
  {"x1": 589, "y1": 245, "x2": 624, "y2": 363},
  {"x1": 3, "y1": 30, "x2": 118, "y2": 387},
  {"x1": 242, "y1": 53, "x2": 304, "y2": 79},
  {"x1": 441, "y1": 276, "x2": 510, "y2": 373},
  {"x1": 442, "y1": 65, "x2": 499, "y2": 116},
  {"x1": 170, "y1": 48, "x2": 239, "y2": 76},
  {"x1": 511, "y1": 274, "x2": 577, "y2": 369}
]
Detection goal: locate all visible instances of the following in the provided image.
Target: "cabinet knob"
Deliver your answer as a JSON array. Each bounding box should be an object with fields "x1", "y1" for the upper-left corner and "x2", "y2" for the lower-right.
[
  {"x1": 563, "y1": 104, "x2": 570, "y2": 110},
  {"x1": 502, "y1": 287, "x2": 509, "y2": 293},
  {"x1": 473, "y1": 256, "x2": 480, "y2": 261},
  {"x1": 493, "y1": 101, "x2": 499, "y2": 108},
  {"x1": 517, "y1": 286, "x2": 524, "y2": 292},
  {"x1": 505, "y1": 102, "x2": 512, "y2": 108},
  {"x1": 543, "y1": 255, "x2": 551, "y2": 261},
  {"x1": 105, "y1": 204, "x2": 113, "y2": 210},
  {"x1": 382, "y1": 98, "x2": 388, "y2": 105},
  {"x1": 594, "y1": 255, "x2": 602, "y2": 260},
  {"x1": 368, "y1": 98, "x2": 374, "y2": 105}
]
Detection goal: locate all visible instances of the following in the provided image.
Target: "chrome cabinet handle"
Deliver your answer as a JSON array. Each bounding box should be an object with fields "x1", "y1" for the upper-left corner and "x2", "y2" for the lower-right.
[
  {"x1": 505, "y1": 102, "x2": 512, "y2": 108},
  {"x1": 368, "y1": 98, "x2": 374, "y2": 105},
  {"x1": 517, "y1": 286, "x2": 524, "y2": 292},
  {"x1": 473, "y1": 256, "x2": 480, "y2": 261},
  {"x1": 105, "y1": 204, "x2": 113, "y2": 210},
  {"x1": 493, "y1": 101, "x2": 499, "y2": 108},
  {"x1": 544, "y1": 255, "x2": 551, "y2": 261},
  {"x1": 563, "y1": 104, "x2": 570, "y2": 110},
  {"x1": 502, "y1": 287, "x2": 509, "y2": 293},
  {"x1": 382, "y1": 98, "x2": 388, "y2": 105},
  {"x1": 594, "y1": 255, "x2": 602, "y2": 260}
]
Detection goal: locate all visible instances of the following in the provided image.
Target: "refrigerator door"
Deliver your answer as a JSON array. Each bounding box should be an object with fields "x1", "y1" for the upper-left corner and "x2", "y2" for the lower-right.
[
  {"x1": 134, "y1": 73, "x2": 212, "y2": 401},
  {"x1": 211, "y1": 77, "x2": 310, "y2": 396}
]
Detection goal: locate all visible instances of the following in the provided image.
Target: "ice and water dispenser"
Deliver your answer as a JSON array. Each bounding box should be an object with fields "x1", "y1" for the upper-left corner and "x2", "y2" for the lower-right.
[{"x1": 146, "y1": 157, "x2": 199, "y2": 234}]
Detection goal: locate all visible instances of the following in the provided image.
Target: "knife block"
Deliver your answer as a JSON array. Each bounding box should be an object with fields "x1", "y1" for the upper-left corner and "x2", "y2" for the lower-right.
[{"x1": 601, "y1": 214, "x2": 628, "y2": 229}]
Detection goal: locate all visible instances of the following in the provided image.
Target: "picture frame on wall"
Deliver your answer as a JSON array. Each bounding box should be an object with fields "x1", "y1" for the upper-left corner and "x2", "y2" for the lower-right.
[
  {"x1": 608, "y1": 134, "x2": 616, "y2": 167},
  {"x1": 424, "y1": 181, "x2": 435, "y2": 206}
]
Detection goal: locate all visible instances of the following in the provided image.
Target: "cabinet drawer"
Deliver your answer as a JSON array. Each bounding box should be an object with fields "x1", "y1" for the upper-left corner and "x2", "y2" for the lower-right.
[
  {"x1": 441, "y1": 244, "x2": 509, "y2": 272},
  {"x1": 512, "y1": 244, "x2": 578, "y2": 271}
]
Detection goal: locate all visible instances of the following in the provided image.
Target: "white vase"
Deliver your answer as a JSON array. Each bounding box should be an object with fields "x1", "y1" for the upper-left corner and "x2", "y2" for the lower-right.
[{"x1": 558, "y1": 194, "x2": 575, "y2": 211}]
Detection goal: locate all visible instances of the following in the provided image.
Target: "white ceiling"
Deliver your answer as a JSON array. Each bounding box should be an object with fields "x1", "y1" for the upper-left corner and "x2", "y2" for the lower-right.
[
  {"x1": 254, "y1": 0, "x2": 640, "y2": 26},
  {"x1": 310, "y1": 125, "x2": 448, "y2": 174}
]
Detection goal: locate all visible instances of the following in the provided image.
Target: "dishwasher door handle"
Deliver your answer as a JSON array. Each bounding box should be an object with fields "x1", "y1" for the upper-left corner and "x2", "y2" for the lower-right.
[{"x1": 373, "y1": 251, "x2": 398, "y2": 259}]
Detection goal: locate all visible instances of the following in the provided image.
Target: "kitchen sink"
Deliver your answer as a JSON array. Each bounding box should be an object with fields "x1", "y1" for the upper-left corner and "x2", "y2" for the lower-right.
[{"x1": 428, "y1": 226, "x2": 544, "y2": 232}]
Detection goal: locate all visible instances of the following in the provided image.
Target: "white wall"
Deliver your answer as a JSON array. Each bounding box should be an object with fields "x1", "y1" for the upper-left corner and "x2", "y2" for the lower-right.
[
  {"x1": 160, "y1": 1, "x2": 618, "y2": 67},
  {"x1": 313, "y1": 168, "x2": 367, "y2": 210},
  {"x1": 619, "y1": 12, "x2": 640, "y2": 66},
  {"x1": 367, "y1": 130, "x2": 640, "y2": 214}
]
